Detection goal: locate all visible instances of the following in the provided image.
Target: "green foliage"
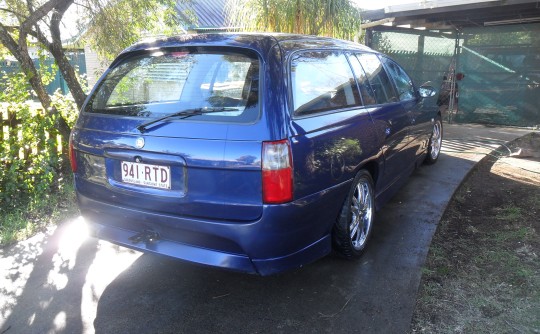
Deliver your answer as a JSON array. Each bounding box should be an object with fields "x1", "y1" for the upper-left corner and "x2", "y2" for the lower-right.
[
  {"x1": 226, "y1": 0, "x2": 362, "y2": 40},
  {"x1": 83, "y1": 0, "x2": 186, "y2": 60},
  {"x1": 465, "y1": 29, "x2": 532, "y2": 47},
  {"x1": 107, "y1": 74, "x2": 141, "y2": 105},
  {"x1": 0, "y1": 64, "x2": 77, "y2": 219},
  {"x1": 0, "y1": 179, "x2": 77, "y2": 245},
  {"x1": 36, "y1": 47, "x2": 57, "y2": 87},
  {"x1": 1, "y1": 0, "x2": 185, "y2": 244},
  {"x1": 372, "y1": 33, "x2": 393, "y2": 54}
]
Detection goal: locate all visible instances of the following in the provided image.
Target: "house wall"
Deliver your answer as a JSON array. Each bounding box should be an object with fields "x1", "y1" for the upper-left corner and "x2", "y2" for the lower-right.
[{"x1": 84, "y1": 46, "x2": 109, "y2": 91}]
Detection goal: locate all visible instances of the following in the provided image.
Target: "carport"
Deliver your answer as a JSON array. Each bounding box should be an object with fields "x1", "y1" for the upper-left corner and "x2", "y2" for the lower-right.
[{"x1": 363, "y1": 0, "x2": 540, "y2": 127}]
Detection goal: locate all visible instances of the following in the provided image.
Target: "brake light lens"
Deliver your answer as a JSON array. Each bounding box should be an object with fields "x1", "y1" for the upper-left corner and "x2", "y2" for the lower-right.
[
  {"x1": 262, "y1": 140, "x2": 293, "y2": 204},
  {"x1": 69, "y1": 134, "x2": 77, "y2": 173}
]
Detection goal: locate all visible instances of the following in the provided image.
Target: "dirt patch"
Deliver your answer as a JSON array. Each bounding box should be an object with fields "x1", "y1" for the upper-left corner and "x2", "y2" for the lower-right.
[{"x1": 411, "y1": 132, "x2": 540, "y2": 333}]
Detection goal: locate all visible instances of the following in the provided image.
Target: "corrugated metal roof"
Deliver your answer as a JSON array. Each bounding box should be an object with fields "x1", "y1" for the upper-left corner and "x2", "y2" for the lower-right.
[
  {"x1": 384, "y1": 0, "x2": 498, "y2": 14},
  {"x1": 363, "y1": 0, "x2": 540, "y2": 29},
  {"x1": 177, "y1": 0, "x2": 227, "y2": 28}
]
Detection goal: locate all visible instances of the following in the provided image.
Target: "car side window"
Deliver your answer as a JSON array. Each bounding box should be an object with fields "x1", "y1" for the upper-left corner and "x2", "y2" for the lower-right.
[
  {"x1": 356, "y1": 53, "x2": 398, "y2": 104},
  {"x1": 291, "y1": 51, "x2": 361, "y2": 116},
  {"x1": 348, "y1": 54, "x2": 377, "y2": 106},
  {"x1": 382, "y1": 57, "x2": 416, "y2": 101}
]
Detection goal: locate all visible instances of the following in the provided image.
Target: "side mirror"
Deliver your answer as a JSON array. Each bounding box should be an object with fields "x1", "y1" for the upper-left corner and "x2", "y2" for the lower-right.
[{"x1": 418, "y1": 85, "x2": 437, "y2": 98}]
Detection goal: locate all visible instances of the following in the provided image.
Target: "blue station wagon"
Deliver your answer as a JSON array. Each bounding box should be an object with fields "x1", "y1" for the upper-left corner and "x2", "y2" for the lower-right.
[{"x1": 70, "y1": 33, "x2": 442, "y2": 275}]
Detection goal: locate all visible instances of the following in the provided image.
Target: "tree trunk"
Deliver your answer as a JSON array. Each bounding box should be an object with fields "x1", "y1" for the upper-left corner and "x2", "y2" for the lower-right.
[
  {"x1": 49, "y1": 40, "x2": 87, "y2": 109},
  {"x1": 49, "y1": 0, "x2": 87, "y2": 110},
  {"x1": 295, "y1": 0, "x2": 301, "y2": 34},
  {"x1": 0, "y1": 24, "x2": 72, "y2": 142}
]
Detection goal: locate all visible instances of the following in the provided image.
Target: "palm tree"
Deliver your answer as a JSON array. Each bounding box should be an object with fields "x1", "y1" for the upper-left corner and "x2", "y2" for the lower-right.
[{"x1": 226, "y1": 0, "x2": 362, "y2": 41}]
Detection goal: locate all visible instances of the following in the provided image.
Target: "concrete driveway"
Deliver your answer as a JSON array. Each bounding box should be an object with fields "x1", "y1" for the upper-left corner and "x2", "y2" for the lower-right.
[{"x1": 0, "y1": 124, "x2": 533, "y2": 334}]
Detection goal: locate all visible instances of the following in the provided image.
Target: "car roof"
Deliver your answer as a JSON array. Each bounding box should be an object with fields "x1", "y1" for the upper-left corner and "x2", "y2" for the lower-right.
[{"x1": 119, "y1": 33, "x2": 375, "y2": 59}]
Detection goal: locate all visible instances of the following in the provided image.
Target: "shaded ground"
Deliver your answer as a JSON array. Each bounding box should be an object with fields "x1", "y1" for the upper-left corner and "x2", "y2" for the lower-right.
[{"x1": 412, "y1": 132, "x2": 540, "y2": 333}]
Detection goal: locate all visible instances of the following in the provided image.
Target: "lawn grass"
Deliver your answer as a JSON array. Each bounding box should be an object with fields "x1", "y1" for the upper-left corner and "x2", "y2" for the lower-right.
[
  {"x1": 411, "y1": 133, "x2": 540, "y2": 333},
  {"x1": 0, "y1": 178, "x2": 79, "y2": 246}
]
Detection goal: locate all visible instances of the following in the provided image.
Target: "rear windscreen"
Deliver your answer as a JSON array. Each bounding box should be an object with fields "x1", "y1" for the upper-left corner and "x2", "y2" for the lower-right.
[{"x1": 85, "y1": 48, "x2": 260, "y2": 123}]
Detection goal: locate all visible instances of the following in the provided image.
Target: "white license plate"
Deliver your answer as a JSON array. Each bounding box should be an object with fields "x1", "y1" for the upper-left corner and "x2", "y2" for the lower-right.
[{"x1": 121, "y1": 161, "x2": 171, "y2": 190}]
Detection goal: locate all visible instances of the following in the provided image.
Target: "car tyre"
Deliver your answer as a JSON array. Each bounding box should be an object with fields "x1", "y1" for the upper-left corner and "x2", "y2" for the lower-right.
[
  {"x1": 424, "y1": 116, "x2": 443, "y2": 165},
  {"x1": 333, "y1": 170, "x2": 375, "y2": 258}
]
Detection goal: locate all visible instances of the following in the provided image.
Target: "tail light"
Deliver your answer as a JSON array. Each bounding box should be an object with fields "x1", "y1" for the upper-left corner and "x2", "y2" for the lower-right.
[
  {"x1": 262, "y1": 139, "x2": 293, "y2": 204},
  {"x1": 69, "y1": 134, "x2": 78, "y2": 173}
]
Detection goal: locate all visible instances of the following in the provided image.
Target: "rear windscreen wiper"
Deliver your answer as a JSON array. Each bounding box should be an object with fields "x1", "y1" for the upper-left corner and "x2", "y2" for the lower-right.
[{"x1": 136, "y1": 107, "x2": 240, "y2": 133}]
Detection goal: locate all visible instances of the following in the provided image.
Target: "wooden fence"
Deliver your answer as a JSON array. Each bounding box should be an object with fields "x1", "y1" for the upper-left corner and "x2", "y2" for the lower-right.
[{"x1": 0, "y1": 107, "x2": 63, "y2": 162}]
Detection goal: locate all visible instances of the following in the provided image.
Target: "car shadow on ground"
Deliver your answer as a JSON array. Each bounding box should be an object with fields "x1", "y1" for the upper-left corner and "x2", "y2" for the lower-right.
[
  {"x1": 1, "y1": 221, "x2": 99, "y2": 334},
  {"x1": 92, "y1": 238, "x2": 413, "y2": 334}
]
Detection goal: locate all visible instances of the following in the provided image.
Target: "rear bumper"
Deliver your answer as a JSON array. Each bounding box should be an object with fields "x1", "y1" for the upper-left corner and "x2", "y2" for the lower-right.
[
  {"x1": 87, "y1": 220, "x2": 331, "y2": 275},
  {"x1": 87, "y1": 220, "x2": 258, "y2": 273},
  {"x1": 78, "y1": 180, "x2": 349, "y2": 275}
]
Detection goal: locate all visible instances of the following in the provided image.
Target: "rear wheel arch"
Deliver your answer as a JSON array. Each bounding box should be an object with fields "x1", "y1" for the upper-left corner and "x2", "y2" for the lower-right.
[
  {"x1": 358, "y1": 160, "x2": 379, "y2": 189},
  {"x1": 332, "y1": 169, "x2": 376, "y2": 258}
]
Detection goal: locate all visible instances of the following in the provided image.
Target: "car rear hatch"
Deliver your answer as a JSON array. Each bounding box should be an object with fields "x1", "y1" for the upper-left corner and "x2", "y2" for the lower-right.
[{"x1": 73, "y1": 46, "x2": 268, "y2": 222}]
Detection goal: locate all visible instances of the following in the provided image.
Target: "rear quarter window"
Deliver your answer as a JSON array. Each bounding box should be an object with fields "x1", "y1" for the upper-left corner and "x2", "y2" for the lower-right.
[
  {"x1": 290, "y1": 51, "x2": 361, "y2": 116},
  {"x1": 356, "y1": 53, "x2": 398, "y2": 105},
  {"x1": 348, "y1": 53, "x2": 377, "y2": 106},
  {"x1": 381, "y1": 57, "x2": 416, "y2": 101}
]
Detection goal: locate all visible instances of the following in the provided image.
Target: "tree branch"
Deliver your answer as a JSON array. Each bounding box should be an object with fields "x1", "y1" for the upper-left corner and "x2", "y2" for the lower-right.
[
  {"x1": 73, "y1": 1, "x2": 92, "y2": 11},
  {"x1": 1, "y1": 24, "x2": 51, "y2": 47},
  {"x1": 32, "y1": 27, "x2": 52, "y2": 48},
  {"x1": 0, "y1": 22, "x2": 51, "y2": 107},
  {"x1": 0, "y1": 7, "x2": 26, "y2": 18},
  {"x1": 20, "y1": 0, "x2": 73, "y2": 34},
  {"x1": 26, "y1": 0, "x2": 35, "y2": 13},
  {"x1": 50, "y1": 0, "x2": 72, "y2": 40},
  {"x1": 1, "y1": 24, "x2": 72, "y2": 142},
  {"x1": 0, "y1": 23, "x2": 22, "y2": 61},
  {"x1": 1, "y1": 25, "x2": 19, "y2": 33},
  {"x1": 47, "y1": 0, "x2": 87, "y2": 109}
]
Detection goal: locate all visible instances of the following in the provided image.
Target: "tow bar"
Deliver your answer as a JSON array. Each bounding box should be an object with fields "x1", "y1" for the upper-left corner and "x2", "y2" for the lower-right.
[{"x1": 128, "y1": 230, "x2": 160, "y2": 244}]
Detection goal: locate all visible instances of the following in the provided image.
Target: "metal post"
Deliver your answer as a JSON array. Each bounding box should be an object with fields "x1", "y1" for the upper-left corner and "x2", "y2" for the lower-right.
[
  {"x1": 450, "y1": 31, "x2": 461, "y2": 123},
  {"x1": 447, "y1": 31, "x2": 460, "y2": 123},
  {"x1": 416, "y1": 35, "x2": 425, "y2": 84},
  {"x1": 365, "y1": 29, "x2": 373, "y2": 48}
]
